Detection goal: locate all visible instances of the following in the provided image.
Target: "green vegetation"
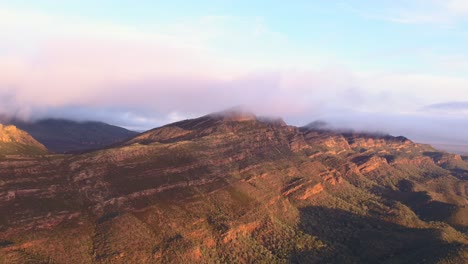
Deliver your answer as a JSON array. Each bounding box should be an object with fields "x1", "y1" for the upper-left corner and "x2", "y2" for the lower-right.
[{"x1": 0, "y1": 116, "x2": 467, "y2": 263}]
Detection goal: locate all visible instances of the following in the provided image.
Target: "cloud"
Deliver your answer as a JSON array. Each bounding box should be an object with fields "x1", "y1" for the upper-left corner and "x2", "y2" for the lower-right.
[
  {"x1": 427, "y1": 101, "x2": 468, "y2": 109},
  {"x1": 424, "y1": 101, "x2": 468, "y2": 114},
  {"x1": 1, "y1": 26, "x2": 468, "y2": 132},
  {"x1": 446, "y1": 0, "x2": 468, "y2": 15},
  {"x1": 345, "y1": 0, "x2": 468, "y2": 26},
  {"x1": 0, "y1": 7, "x2": 362, "y2": 128},
  {"x1": 318, "y1": 110, "x2": 468, "y2": 145},
  {"x1": 1, "y1": 5, "x2": 468, "y2": 145}
]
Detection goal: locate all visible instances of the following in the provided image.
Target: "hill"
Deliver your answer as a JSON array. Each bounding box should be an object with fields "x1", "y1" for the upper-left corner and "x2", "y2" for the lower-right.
[
  {"x1": 0, "y1": 110, "x2": 467, "y2": 263},
  {"x1": 12, "y1": 119, "x2": 138, "y2": 153},
  {"x1": 0, "y1": 124, "x2": 47, "y2": 155}
]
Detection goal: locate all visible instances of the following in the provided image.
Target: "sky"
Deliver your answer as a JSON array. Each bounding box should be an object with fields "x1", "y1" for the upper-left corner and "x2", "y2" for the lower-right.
[{"x1": 0, "y1": 0, "x2": 468, "y2": 144}]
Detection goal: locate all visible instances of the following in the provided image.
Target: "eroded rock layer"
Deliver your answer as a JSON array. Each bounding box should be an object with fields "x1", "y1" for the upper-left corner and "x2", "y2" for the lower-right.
[{"x1": 0, "y1": 112, "x2": 467, "y2": 263}]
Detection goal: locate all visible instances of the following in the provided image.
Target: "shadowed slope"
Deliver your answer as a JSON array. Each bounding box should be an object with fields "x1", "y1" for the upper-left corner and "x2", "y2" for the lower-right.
[
  {"x1": 13, "y1": 119, "x2": 138, "y2": 153},
  {"x1": 0, "y1": 111, "x2": 467, "y2": 263},
  {"x1": 295, "y1": 206, "x2": 467, "y2": 263}
]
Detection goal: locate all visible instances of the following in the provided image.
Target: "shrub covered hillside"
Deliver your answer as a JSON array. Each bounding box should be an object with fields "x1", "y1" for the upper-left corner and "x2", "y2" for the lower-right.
[{"x1": 0, "y1": 111, "x2": 467, "y2": 263}]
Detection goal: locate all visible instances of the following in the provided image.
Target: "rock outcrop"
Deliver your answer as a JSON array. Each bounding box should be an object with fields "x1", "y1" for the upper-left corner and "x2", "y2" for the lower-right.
[
  {"x1": 0, "y1": 125, "x2": 47, "y2": 155},
  {"x1": 0, "y1": 112, "x2": 467, "y2": 263}
]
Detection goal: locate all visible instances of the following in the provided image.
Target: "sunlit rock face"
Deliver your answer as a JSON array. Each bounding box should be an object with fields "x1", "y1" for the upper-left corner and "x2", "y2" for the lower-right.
[
  {"x1": 0, "y1": 124, "x2": 47, "y2": 155},
  {"x1": 0, "y1": 112, "x2": 467, "y2": 263}
]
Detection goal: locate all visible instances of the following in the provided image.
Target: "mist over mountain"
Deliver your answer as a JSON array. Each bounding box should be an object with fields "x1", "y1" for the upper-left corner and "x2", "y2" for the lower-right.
[
  {"x1": 7, "y1": 118, "x2": 138, "y2": 153},
  {"x1": 1, "y1": 1, "x2": 468, "y2": 263},
  {"x1": 0, "y1": 109, "x2": 467, "y2": 263},
  {"x1": 4, "y1": 107, "x2": 468, "y2": 156}
]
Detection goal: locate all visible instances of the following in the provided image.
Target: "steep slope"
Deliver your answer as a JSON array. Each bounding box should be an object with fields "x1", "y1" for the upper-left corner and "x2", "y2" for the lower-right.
[
  {"x1": 13, "y1": 119, "x2": 138, "y2": 153},
  {"x1": 0, "y1": 111, "x2": 467, "y2": 263},
  {"x1": 0, "y1": 124, "x2": 47, "y2": 155}
]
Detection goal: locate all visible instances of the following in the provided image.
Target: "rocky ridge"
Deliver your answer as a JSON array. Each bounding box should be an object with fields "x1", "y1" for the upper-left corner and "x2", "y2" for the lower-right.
[{"x1": 0, "y1": 110, "x2": 467, "y2": 263}]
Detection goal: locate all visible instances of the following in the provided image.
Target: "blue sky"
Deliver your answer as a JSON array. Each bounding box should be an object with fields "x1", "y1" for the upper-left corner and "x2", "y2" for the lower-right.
[
  {"x1": 0, "y1": 1, "x2": 468, "y2": 144},
  {"x1": 3, "y1": 0, "x2": 468, "y2": 74}
]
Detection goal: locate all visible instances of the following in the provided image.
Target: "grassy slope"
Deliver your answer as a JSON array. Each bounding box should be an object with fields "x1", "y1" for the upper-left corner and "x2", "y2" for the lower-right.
[
  {"x1": 0, "y1": 142, "x2": 47, "y2": 156},
  {"x1": 0, "y1": 125, "x2": 48, "y2": 156}
]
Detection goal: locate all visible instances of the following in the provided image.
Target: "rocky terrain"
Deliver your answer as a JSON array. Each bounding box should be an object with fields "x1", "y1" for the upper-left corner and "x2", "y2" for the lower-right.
[{"x1": 0, "y1": 110, "x2": 467, "y2": 263}]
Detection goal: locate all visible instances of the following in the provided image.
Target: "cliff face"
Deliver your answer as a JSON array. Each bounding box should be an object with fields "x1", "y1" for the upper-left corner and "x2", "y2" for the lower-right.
[
  {"x1": 0, "y1": 125, "x2": 47, "y2": 155},
  {"x1": 0, "y1": 112, "x2": 467, "y2": 263}
]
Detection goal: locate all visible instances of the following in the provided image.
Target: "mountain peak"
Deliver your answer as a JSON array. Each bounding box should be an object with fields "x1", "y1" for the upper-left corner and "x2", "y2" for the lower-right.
[
  {"x1": 1, "y1": 110, "x2": 468, "y2": 263},
  {"x1": 304, "y1": 120, "x2": 330, "y2": 130},
  {"x1": 208, "y1": 107, "x2": 257, "y2": 122},
  {"x1": 0, "y1": 124, "x2": 28, "y2": 143}
]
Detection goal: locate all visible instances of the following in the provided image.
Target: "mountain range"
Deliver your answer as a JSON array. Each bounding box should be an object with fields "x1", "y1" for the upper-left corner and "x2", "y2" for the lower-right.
[
  {"x1": 8, "y1": 119, "x2": 138, "y2": 153},
  {"x1": 0, "y1": 110, "x2": 467, "y2": 263}
]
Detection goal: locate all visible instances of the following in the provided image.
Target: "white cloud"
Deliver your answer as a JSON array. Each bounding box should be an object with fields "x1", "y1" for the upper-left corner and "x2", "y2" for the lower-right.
[
  {"x1": 446, "y1": 0, "x2": 468, "y2": 15},
  {"x1": 1, "y1": 5, "x2": 468, "y2": 143},
  {"x1": 346, "y1": 0, "x2": 468, "y2": 25}
]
